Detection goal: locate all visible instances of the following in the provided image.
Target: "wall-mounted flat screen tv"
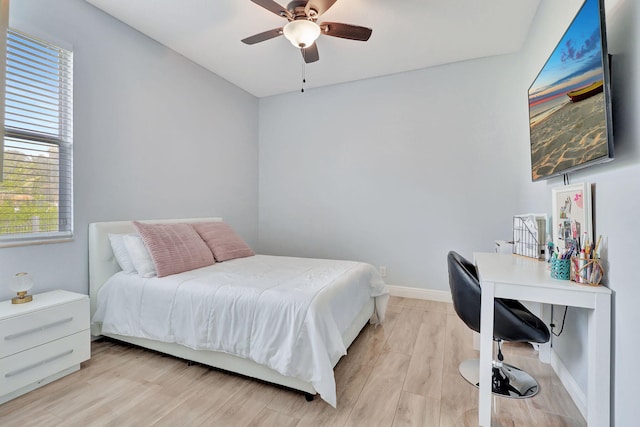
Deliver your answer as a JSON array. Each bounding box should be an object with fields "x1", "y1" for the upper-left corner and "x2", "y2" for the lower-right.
[{"x1": 528, "y1": 0, "x2": 613, "y2": 181}]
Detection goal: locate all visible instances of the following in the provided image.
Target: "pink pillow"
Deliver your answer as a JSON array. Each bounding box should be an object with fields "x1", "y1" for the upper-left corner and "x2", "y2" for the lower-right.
[
  {"x1": 133, "y1": 221, "x2": 215, "y2": 277},
  {"x1": 191, "y1": 222, "x2": 255, "y2": 262}
]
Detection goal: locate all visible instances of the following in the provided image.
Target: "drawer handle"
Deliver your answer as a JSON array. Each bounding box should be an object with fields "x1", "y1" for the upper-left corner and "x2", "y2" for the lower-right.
[
  {"x1": 4, "y1": 317, "x2": 74, "y2": 341},
  {"x1": 5, "y1": 349, "x2": 74, "y2": 378}
]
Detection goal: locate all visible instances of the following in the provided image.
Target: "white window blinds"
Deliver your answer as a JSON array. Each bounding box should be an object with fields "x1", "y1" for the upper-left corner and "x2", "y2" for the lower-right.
[{"x1": 1, "y1": 28, "x2": 73, "y2": 246}]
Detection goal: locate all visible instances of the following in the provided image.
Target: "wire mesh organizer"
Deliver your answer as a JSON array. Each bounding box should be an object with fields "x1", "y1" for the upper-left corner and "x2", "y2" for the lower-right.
[
  {"x1": 571, "y1": 256, "x2": 605, "y2": 286},
  {"x1": 512, "y1": 214, "x2": 546, "y2": 260}
]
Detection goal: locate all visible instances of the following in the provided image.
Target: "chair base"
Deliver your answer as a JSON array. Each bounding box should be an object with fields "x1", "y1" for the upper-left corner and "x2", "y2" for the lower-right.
[{"x1": 459, "y1": 359, "x2": 540, "y2": 399}]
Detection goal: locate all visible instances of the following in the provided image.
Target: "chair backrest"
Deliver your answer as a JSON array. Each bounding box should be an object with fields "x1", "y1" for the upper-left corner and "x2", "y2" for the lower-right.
[
  {"x1": 447, "y1": 251, "x2": 550, "y2": 344},
  {"x1": 448, "y1": 251, "x2": 483, "y2": 334}
]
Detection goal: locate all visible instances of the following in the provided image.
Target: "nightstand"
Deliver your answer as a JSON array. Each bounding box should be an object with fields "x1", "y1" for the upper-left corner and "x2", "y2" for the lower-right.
[{"x1": 0, "y1": 290, "x2": 90, "y2": 404}]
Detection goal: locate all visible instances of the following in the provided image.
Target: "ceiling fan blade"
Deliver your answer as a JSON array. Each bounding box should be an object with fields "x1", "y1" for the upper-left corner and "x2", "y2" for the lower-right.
[
  {"x1": 321, "y1": 22, "x2": 372, "y2": 41},
  {"x1": 305, "y1": 0, "x2": 337, "y2": 17},
  {"x1": 241, "y1": 28, "x2": 283, "y2": 45},
  {"x1": 301, "y1": 43, "x2": 319, "y2": 63},
  {"x1": 250, "y1": 0, "x2": 292, "y2": 19}
]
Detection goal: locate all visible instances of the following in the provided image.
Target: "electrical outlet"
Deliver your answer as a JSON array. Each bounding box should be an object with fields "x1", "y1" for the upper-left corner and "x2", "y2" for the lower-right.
[{"x1": 379, "y1": 266, "x2": 387, "y2": 277}]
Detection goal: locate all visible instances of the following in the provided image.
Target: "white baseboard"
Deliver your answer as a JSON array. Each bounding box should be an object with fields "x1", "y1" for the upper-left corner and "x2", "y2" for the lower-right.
[
  {"x1": 387, "y1": 285, "x2": 452, "y2": 303},
  {"x1": 550, "y1": 349, "x2": 587, "y2": 420}
]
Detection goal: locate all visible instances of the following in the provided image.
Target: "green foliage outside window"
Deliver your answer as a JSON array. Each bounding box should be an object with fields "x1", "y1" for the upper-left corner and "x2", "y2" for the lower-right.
[{"x1": 0, "y1": 146, "x2": 60, "y2": 235}]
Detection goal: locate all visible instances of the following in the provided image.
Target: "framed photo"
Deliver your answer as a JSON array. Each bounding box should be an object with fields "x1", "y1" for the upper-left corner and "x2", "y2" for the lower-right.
[{"x1": 551, "y1": 183, "x2": 592, "y2": 252}]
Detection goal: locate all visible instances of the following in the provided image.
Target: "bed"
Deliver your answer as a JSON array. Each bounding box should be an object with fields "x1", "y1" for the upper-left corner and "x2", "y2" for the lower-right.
[{"x1": 89, "y1": 217, "x2": 388, "y2": 407}]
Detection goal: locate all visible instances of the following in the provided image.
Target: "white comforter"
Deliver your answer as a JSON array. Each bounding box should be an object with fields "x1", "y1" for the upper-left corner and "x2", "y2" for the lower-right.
[{"x1": 92, "y1": 255, "x2": 388, "y2": 407}]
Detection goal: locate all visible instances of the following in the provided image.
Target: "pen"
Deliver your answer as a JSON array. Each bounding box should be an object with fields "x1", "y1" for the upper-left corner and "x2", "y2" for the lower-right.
[
  {"x1": 579, "y1": 249, "x2": 586, "y2": 283},
  {"x1": 565, "y1": 247, "x2": 573, "y2": 259},
  {"x1": 594, "y1": 235, "x2": 603, "y2": 258}
]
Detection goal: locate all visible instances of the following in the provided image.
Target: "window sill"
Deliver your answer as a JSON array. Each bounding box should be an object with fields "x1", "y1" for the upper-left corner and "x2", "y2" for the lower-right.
[{"x1": 0, "y1": 234, "x2": 73, "y2": 248}]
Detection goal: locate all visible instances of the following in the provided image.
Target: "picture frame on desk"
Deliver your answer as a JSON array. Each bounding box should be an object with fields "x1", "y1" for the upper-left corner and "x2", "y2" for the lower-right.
[{"x1": 551, "y1": 182, "x2": 593, "y2": 252}]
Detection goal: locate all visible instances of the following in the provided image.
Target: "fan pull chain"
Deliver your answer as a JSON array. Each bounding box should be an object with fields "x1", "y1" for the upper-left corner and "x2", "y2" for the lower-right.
[{"x1": 301, "y1": 49, "x2": 306, "y2": 93}]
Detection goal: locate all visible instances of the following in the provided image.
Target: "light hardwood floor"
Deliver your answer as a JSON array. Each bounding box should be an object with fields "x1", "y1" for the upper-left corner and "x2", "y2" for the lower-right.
[{"x1": 0, "y1": 297, "x2": 586, "y2": 427}]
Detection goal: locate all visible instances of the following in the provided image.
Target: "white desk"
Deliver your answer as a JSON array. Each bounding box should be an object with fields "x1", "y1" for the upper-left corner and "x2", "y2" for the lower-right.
[{"x1": 474, "y1": 252, "x2": 611, "y2": 427}]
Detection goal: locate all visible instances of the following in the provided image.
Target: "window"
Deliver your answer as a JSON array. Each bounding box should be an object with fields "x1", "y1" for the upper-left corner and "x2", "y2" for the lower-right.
[{"x1": 1, "y1": 29, "x2": 73, "y2": 246}]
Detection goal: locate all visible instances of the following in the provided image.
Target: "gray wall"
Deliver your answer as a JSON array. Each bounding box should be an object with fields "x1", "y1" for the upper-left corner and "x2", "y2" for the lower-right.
[
  {"x1": 258, "y1": 54, "x2": 523, "y2": 291},
  {"x1": 0, "y1": 0, "x2": 259, "y2": 301}
]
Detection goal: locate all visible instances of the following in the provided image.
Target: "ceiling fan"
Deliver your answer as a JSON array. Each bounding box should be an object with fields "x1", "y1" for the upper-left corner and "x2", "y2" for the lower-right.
[{"x1": 241, "y1": 0, "x2": 372, "y2": 64}]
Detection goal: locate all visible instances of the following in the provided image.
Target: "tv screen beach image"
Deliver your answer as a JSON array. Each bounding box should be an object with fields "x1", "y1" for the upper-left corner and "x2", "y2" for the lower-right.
[{"x1": 528, "y1": 0, "x2": 608, "y2": 181}]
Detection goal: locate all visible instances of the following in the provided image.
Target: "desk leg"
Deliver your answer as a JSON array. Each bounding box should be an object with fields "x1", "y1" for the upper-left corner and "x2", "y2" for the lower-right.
[
  {"x1": 588, "y1": 293, "x2": 611, "y2": 426},
  {"x1": 479, "y1": 281, "x2": 495, "y2": 427}
]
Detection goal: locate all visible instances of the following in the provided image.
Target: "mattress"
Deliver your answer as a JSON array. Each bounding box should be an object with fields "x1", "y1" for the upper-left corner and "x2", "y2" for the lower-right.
[{"x1": 92, "y1": 254, "x2": 388, "y2": 406}]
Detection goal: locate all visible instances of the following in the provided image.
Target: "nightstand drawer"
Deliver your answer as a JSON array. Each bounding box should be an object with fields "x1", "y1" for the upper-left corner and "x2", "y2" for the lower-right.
[
  {"x1": 0, "y1": 298, "x2": 89, "y2": 358},
  {"x1": 0, "y1": 329, "x2": 90, "y2": 396}
]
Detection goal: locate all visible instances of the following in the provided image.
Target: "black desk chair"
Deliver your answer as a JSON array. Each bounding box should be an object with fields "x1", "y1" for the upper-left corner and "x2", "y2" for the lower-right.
[{"x1": 447, "y1": 251, "x2": 550, "y2": 398}]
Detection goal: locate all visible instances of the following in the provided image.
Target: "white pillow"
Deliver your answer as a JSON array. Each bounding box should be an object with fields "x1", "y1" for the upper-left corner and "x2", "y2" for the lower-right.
[
  {"x1": 108, "y1": 233, "x2": 136, "y2": 273},
  {"x1": 123, "y1": 234, "x2": 157, "y2": 278}
]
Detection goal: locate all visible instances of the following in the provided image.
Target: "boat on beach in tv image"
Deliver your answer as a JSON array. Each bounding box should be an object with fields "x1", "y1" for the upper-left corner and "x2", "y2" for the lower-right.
[
  {"x1": 566, "y1": 80, "x2": 603, "y2": 102},
  {"x1": 528, "y1": 0, "x2": 610, "y2": 181}
]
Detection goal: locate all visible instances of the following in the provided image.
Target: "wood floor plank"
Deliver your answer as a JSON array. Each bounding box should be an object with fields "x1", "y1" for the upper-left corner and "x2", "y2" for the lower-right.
[
  {"x1": 66, "y1": 383, "x2": 169, "y2": 427},
  {"x1": 343, "y1": 351, "x2": 409, "y2": 427},
  {"x1": 371, "y1": 351, "x2": 412, "y2": 383},
  {"x1": 248, "y1": 408, "x2": 299, "y2": 427},
  {"x1": 515, "y1": 354, "x2": 585, "y2": 422},
  {"x1": 388, "y1": 296, "x2": 410, "y2": 307},
  {"x1": 344, "y1": 375, "x2": 404, "y2": 427},
  {"x1": 266, "y1": 387, "x2": 314, "y2": 419},
  {"x1": 438, "y1": 372, "x2": 479, "y2": 427},
  {"x1": 0, "y1": 298, "x2": 586, "y2": 427},
  {"x1": 403, "y1": 311, "x2": 447, "y2": 399},
  {"x1": 199, "y1": 380, "x2": 277, "y2": 426},
  {"x1": 405, "y1": 299, "x2": 455, "y2": 316},
  {"x1": 491, "y1": 395, "x2": 536, "y2": 427},
  {"x1": 295, "y1": 358, "x2": 372, "y2": 427},
  {"x1": 346, "y1": 313, "x2": 399, "y2": 367},
  {"x1": 392, "y1": 391, "x2": 440, "y2": 427},
  {"x1": 527, "y1": 407, "x2": 586, "y2": 427},
  {"x1": 442, "y1": 313, "x2": 477, "y2": 376},
  {"x1": 0, "y1": 409, "x2": 64, "y2": 427},
  {"x1": 151, "y1": 375, "x2": 245, "y2": 427},
  {"x1": 385, "y1": 308, "x2": 425, "y2": 355}
]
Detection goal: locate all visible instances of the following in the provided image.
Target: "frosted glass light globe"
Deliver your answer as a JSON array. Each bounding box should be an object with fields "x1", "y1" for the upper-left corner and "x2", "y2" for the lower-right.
[{"x1": 283, "y1": 20, "x2": 320, "y2": 48}]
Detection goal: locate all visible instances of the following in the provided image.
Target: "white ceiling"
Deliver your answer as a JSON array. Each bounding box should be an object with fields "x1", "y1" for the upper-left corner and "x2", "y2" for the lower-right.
[{"x1": 85, "y1": 0, "x2": 542, "y2": 98}]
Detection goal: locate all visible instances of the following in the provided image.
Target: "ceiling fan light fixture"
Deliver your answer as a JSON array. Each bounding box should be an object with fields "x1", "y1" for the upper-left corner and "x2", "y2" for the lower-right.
[{"x1": 282, "y1": 19, "x2": 320, "y2": 48}]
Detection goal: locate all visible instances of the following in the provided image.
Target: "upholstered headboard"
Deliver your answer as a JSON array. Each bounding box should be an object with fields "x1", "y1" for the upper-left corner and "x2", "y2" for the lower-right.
[{"x1": 88, "y1": 217, "x2": 222, "y2": 322}]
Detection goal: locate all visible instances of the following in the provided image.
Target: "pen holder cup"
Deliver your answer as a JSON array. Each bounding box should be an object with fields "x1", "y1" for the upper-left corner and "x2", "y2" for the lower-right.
[
  {"x1": 551, "y1": 258, "x2": 571, "y2": 280},
  {"x1": 571, "y1": 256, "x2": 604, "y2": 286}
]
